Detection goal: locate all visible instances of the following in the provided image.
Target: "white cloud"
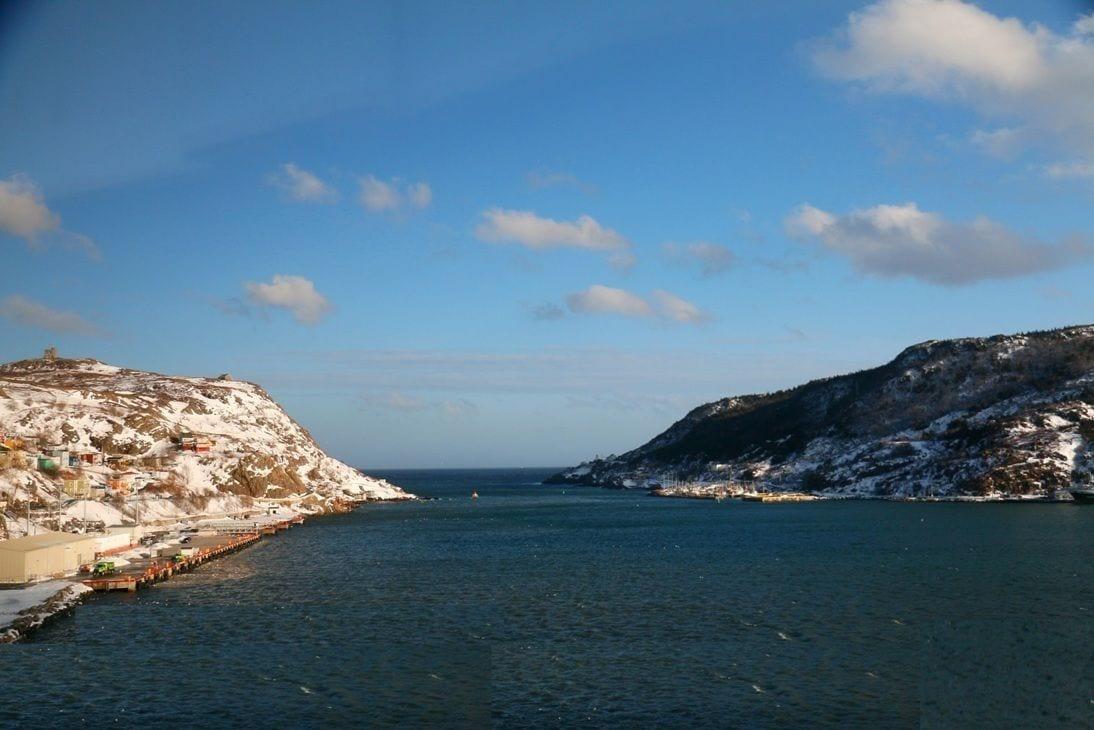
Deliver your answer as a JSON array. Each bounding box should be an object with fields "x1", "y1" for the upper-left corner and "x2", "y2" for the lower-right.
[
  {"x1": 567, "y1": 285, "x2": 652, "y2": 318},
  {"x1": 1042, "y1": 161, "x2": 1094, "y2": 179},
  {"x1": 0, "y1": 294, "x2": 101, "y2": 335},
  {"x1": 785, "y1": 202, "x2": 1092, "y2": 285},
  {"x1": 244, "y1": 274, "x2": 331, "y2": 324},
  {"x1": 439, "y1": 398, "x2": 478, "y2": 420},
  {"x1": 969, "y1": 127, "x2": 1024, "y2": 159},
  {"x1": 785, "y1": 204, "x2": 835, "y2": 237},
  {"x1": 359, "y1": 176, "x2": 399, "y2": 211},
  {"x1": 812, "y1": 0, "x2": 1094, "y2": 160},
  {"x1": 566, "y1": 284, "x2": 708, "y2": 324},
  {"x1": 476, "y1": 208, "x2": 634, "y2": 267},
  {"x1": 0, "y1": 175, "x2": 58, "y2": 238},
  {"x1": 267, "y1": 163, "x2": 337, "y2": 202},
  {"x1": 0, "y1": 174, "x2": 99, "y2": 257},
  {"x1": 607, "y1": 250, "x2": 637, "y2": 269},
  {"x1": 359, "y1": 175, "x2": 432, "y2": 212},
  {"x1": 662, "y1": 241, "x2": 737, "y2": 276},
  {"x1": 407, "y1": 182, "x2": 432, "y2": 208},
  {"x1": 652, "y1": 290, "x2": 708, "y2": 323}
]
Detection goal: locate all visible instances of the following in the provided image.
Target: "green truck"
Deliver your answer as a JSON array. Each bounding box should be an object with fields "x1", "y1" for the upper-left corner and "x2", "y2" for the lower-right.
[{"x1": 92, "y1": 561, "x2": 116, "y2": 576}]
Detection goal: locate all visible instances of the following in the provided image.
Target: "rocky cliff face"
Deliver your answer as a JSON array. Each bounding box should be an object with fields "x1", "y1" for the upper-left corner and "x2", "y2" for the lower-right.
[
  {"x1": 548, "y1": 325, "x2": 1094, "y2": 499},
  {"x1": 0, "y1": 357, "x2": 408, "y2": 535}
]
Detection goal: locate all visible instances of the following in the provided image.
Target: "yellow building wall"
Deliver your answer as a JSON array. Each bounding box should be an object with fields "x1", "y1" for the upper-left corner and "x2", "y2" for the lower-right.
[{"x1": 0, "y1": 538, "x2": 99, "y2": 582}]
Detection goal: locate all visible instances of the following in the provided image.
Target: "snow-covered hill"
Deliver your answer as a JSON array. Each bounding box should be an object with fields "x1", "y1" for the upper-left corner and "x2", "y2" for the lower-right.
[
  {"x1": 0, "y1": 357, "x2": 409, "y2": 536},
  {"x1": 547, "y1": 325, "x2": 1094, "y2": 499}
]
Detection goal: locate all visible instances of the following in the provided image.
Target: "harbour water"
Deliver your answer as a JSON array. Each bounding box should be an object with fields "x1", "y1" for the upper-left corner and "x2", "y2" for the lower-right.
[{"x1": 2, "y1": 468, "x2": 1091, "y2": 727}]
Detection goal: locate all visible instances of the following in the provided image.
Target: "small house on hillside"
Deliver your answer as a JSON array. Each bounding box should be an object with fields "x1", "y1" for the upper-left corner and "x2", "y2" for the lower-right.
[
  {"x1": 41, "y1": 447, "x2": 70, "y2": 470},
  {"x1": 60, "y1": 471, "x2": 91, "y2": 498},
  {"x1": 104, "y1": 455, "x2": 132, "y2": 469},
  {"x1": 177, "y1": 432, "x2": 215, "y2": 453},
  {"x1": 0, "y1": 444, "x2": 27, "y2": 470},
  {"x1": 6, "y1": 435, "x2": 36, "y2": 453},
  {"x1": 107, "y1": 471, "x2": 139, "y2": 493},
  {"x1": 72, "y1": 450, "x2": 103, "y2": 466}
]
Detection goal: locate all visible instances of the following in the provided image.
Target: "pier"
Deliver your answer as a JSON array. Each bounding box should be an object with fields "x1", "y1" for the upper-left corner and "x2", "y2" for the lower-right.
[{"x1": 82, "y1": 530, "x2": 264, "y2": 592}]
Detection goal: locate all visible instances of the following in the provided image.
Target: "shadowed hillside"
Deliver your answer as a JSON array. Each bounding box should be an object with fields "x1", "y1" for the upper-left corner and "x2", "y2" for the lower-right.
[{"x1": 548, "y1": 325, "x2": 1094, "y2": 498}]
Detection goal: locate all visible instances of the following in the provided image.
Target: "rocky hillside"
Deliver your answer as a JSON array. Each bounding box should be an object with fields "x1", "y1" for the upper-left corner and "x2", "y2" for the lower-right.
[
  {"x1": 0, "y1": 357, "x2": 408, "y2": 536},
  {"x1": 547, "y1": 325, "x2": 1094, "y2": 499}
]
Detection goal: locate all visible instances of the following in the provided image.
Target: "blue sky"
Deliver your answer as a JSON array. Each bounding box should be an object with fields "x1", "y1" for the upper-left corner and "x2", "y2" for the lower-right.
[{"x1": 1, "y1": 0, "x2": 1092, "y2": 467}]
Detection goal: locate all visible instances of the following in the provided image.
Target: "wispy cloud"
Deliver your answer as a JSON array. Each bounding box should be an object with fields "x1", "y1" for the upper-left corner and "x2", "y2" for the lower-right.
[
  {"x1": 785, "y1": 201, "x2": 1092, "y2": 285},
  {"x1": 566, "y1": 284, "x2": 708, "y2": 324},
  {"x1": 1038, "y1": 285, "x2": 1071, "y2": 301},
  {"x1": 525, "y1": 169, "x2": 597, "y2": 195},
  {"x1": 267, "y1": 163, "x2": 338, "y2": 202},
  {"x1": 811, "y1": 1, "x2": 1094, "y2": 164},
  {"x1": 243, "y1": 274, "x2": 331, "y2": 325},
  {"x1": 1041, "y1": 161, "x2": 1094, "y2": 179},
  {"x1": 564, "y1": 392, "x2": 692, "y2": 414},
  {"x1": 361, "y1": 391, "x2": 430, "y2": 412},
  {"x1": 661, "y1": 241, "x2": 737, "y2": 277},
  {"x1": 362, "y1": 391, "x2": 478, "y2": 421},
  {"x1": 252, "y1": 347, "x2": 871, "y2": 413},
  {"x1": 0, "y1": 174, "x2": 99, "y2": 258},
  {"x1": 969, "y1": 127, "x2": 1024, "y2": 160},
  {"x1": 359, "y1": 175, "x2": 432, "y2": 213},
  {"x1": 718, "y1": 326, "x2": 810, "y2": 346},
  {"x1": 476, "y1": 209, "x2": 635, "y2": 268},
  {"x1": 0, "y1": 294, "x2": 102, "y2": 335},
  {"x1": 526, "y1": 302, "x2": 567, "y2": 321}
]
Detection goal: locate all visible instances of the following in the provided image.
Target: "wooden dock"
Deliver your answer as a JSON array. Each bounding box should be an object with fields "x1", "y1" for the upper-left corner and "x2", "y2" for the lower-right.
[{"x1": 82, "y1": 531, "x2": 262, "y2": 592}]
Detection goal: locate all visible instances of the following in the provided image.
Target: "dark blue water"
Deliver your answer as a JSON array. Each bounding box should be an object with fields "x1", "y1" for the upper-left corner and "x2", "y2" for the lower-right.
[{"x1": 2, "y1": 468, "x2": 1091, "y2": 727}]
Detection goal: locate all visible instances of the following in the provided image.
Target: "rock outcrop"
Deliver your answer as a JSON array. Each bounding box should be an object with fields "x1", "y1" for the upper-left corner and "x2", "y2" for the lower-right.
[{"x1": 0, "y1": 357, "x2": 408, "y2": 533}]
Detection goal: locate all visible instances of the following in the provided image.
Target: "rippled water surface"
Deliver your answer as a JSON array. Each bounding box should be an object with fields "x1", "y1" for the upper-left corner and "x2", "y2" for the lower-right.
[{"x1": 2, "y1": 468, "x2": 1091, "y2": 727}]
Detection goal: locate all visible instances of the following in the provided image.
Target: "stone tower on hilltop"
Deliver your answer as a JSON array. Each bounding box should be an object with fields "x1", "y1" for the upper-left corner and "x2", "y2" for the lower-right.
[{"x1": 43, "y1": 346, "x2": 57, "y2": 362}]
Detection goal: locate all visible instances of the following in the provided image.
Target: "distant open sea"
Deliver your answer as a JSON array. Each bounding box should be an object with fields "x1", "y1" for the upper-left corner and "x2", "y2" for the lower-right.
[{"x1": 2, "y1": 468, "x2": 1090, "y2": 727}]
